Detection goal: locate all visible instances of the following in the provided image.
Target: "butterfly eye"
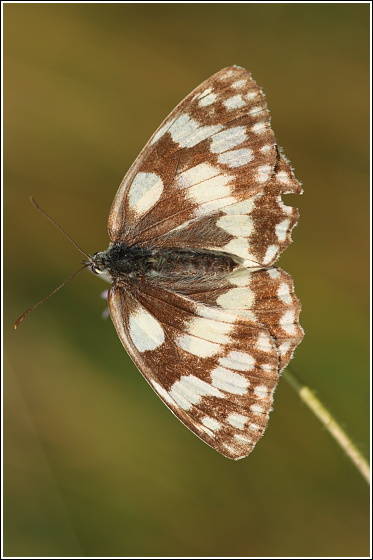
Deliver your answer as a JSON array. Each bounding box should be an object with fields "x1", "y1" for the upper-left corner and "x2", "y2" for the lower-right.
[{"x1": 90, "y1": 264, "x2": 102, "y2": 275}]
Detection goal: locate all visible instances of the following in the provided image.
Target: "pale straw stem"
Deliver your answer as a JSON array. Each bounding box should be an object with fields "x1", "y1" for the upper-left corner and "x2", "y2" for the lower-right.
[{"x1": 284, "y1": 368, "x2": 370, "y2": 484}]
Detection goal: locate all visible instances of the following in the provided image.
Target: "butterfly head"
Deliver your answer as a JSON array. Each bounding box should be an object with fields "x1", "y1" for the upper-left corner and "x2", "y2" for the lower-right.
[{"x1": 89, "y1": 250, "x2": 113, "y2": 282}]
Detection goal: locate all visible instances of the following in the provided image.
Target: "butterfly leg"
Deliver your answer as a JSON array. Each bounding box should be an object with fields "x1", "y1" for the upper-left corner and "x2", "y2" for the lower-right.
[{"x1": 101, "y1": 289, "x2": 109, "y2": 319}]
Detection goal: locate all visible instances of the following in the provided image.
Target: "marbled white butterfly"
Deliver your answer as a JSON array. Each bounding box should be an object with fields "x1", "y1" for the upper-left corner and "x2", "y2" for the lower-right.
[{"x1": 22, "y1": 66, "x2": 304, "y2": 460}]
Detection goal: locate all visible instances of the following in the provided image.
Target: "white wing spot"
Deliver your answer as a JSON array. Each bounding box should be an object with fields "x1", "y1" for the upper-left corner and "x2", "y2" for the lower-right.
[
  {"x1": 256, "y1": 164, "x2": 272, "y2": 183},
  {"x1": 231, "y1": 79, "x2": 246, "y2": 89},
  {"x1": 267, "y1": 267, "x2": 281, "y2": 279},
  {"x1": 176, "y1": 333, "x2": 221, "y2": 357},
  {"x1": 128, "y1": 306, "x2": 165, "y2": 352},
  {"x1": 228, "y1": 268, "x2": 251, "y2": 286},
  {"x1": 195, "y1": 303, "x2": 235, "y2": 322},
  {"x1": 263, "y1": 244, "x2": 278, "y2": 265},
  {"x1": 221, "y1": 237, "x2": 249, "y2": 260},
  {"x1": 279, "y1": 341, "x2": 291, "y2": 355},
  {"x1": 260, "y1": 144, "x2": 272, "y2": 154},
  {"x1": 169, "y1": 113, "x2": 223, "y2": 148},
  {"x1": 250, "y1": 404, "x2": 264, "y2": 415},
  {"x1": 216, "y1": 287, "x2": 255, "y2": 309},
  {"x1": 194, "y1": 195, "x2": 237, "y2": 218},
  {"x1": 128, "y1": 172, "x2": 164, "y2": 216},
  {"x1": 195, "y1": 303, "x2": 254, "y2": 325},
  {"x1": 218, "y1": 241, "x2": 258, "y2": 270},
  {"x1": 246, "y1": 90, "x2": 258, "y2": 100},
  {"x1": 276, "y1": 170, "x2": 291, "y2": 184},
  {"x1": 150, "y1": 380, "x2": 175, "y2": 406},
  {"x1": 219, "y1": 350, "x2": 255, "y2": 371},
  {"x1": 218, "y1": 148, "x2": 253, "y2": 168},
  {"x1": 249, "y1": 423, "x2": 260, "y2": 432},
  {"x1": 261, "y1": 363, "x2": 274, "y2": 372},
  {"x1": 223, "y1": 94, "x2": 246, "y2": 110},
  {"x1": 187, "y1": 316, "x2": 233, "y2": 344},
  {"x1": 187, "y1": 175, "x2": 232, "y2": 204},
  {"x1": 243, "y1": 256, "x2": 261, "y2": 268},
  {"x1": 177, "y1": 162, "x2": 221, "y2": 188},
  {"x1": 197, "y1": 87, "x2": 213, "y2": 97},
  {"x1": 223, "y1": 443, "x2": 237, "y2": 454},
  {"x1": 216, "y1": 214, "x2": 254, "y2": 237},
  {"x1": 219, "y1": 69, "x2": 235, "y2": 79},
  {"x1": 201, "y1": 416, "x2": 222, "y2": 431},
  {"x1": 249, "y1": 105, "x2": 265, "y2": 116},
  {"x1": 211, "y1": 366, "x2": 249, "y2": 395},
  {"x1": 199, "y1": 424, "x2": 214, "y2": 436},
  {"x1": 277, "y1": 196, "x2": 293, "y2": 215},
  {"x1": 227, "y1": 413, "x2": 248, "y2": 429},
  {"x1": 275, "y1": 219, "x2": 291, "y2": 242},
  {"x1": 277, "y1": 282, "x2": 292, "y2": 304},
  {"x1": 210, "y1": 126, "x2": 247, "y2": 154},
  {"x1": 256, "y1": 332, "x2": 273, "y2": 352},
  {"x1": 177, "y1": 163, "x2": 232, "y2": 204},
  {"x1": 234, "y1": 434, "x2": 252, "y2": 443},
  {"x1": 198, "y1": 92, "x2": 218, "y2": 107},
  {"x1": 169, "y1": 375, "x2": 224, "y2": 411},
  {"x1": 150, "y1": 120, "x2": 172, "y2": 145},
  {"x1": 280, "y1": 310, "x2": 296, "y2": 335},
  {"x1": 254, "y1": 385, "x2": 269, "y2": 399},
  {"x1": 223, "y1": 195, "x2": 261, "y2": 215},
  {"x1": 251, "y1": 121, "x2": 267, "y2": 134}
]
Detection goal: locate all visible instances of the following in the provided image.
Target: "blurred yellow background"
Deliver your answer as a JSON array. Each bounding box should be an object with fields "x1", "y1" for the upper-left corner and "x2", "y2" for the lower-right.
[{"x1": 4, "y1": 3, "x2": 369, "y2": 557}]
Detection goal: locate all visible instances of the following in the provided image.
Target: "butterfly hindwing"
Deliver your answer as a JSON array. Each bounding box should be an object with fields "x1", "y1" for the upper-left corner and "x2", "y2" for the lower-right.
[
  {"x1": 108, "y1": 278, "x2": 281, "y2": 459},
  {"x1": 184, "y1": 265, "x2": 304, "y2": 372}
]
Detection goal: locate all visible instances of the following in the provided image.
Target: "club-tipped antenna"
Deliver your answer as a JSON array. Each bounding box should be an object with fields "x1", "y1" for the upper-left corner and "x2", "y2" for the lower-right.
[
  {"x1": 29, "y1": 196, "x2": 92, "y2": 261},
  {"x1": 13, "y1": 263, "x2": 88, "y2": 330}
]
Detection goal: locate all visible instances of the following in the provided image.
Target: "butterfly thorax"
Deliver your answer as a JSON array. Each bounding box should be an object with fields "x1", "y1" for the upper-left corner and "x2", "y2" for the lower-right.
[{"x1": 91, "y1": 243, "x2": 237, "y2": 282}]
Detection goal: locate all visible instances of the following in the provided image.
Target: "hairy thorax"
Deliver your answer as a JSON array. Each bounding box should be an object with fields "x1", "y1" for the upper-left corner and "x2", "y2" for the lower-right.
[{"x1": 91, "y1": 243, "x2": 238, "y2": 283}]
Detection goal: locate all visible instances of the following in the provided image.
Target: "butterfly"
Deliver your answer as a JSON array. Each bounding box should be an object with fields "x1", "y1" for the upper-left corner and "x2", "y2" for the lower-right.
[{"x1": 89, "y1": 65, "x2": 304, "y2": 460}]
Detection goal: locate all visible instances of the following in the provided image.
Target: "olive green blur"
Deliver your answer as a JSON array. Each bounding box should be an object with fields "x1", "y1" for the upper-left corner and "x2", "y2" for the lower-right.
[{"x1": 4, "y1": 3, "x2": 369, "y2": 557}]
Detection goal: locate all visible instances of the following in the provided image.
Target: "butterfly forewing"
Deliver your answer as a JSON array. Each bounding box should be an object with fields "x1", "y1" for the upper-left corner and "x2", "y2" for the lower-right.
[
  {"x1": 108, "y1": 66, "x2": 276, "y2": 243},
  {"x1": 105, "y1": 66, "x2": 303, "y2": 459}
]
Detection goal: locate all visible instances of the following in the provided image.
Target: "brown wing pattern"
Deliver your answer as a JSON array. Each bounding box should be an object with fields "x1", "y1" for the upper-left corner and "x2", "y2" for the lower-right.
[
  {"x1": 108, "y1": 66, "x2": 302, "y2": 269},
  {"x1": 139, "y1": 154, "x2": 302, "y2": 268},
  {"x1": 108, "y1": 264, "x2": 303, "y2": 459},
  {"x1": 108, "y1": 66, "x2": 276, "y2": 243},
  {"x1": 185, "y1": 266, "x2": 304, "y2": 371},
  {"x1": 105, "y1": 66, "x2": 304, "y2": 459}
]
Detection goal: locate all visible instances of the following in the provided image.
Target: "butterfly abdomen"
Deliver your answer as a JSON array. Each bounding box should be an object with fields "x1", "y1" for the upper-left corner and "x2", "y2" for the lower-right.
[{"x1": 105, "y1": 243, "x2": 237, "y2": 280}]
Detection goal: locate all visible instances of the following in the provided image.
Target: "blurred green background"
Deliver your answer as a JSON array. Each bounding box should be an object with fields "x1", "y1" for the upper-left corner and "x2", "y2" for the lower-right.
[{"x1": 4, "y1": 3, "x2": 370, "y2": 557}]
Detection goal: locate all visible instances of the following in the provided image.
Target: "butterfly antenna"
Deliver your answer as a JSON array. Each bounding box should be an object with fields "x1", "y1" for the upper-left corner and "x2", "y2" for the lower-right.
[
  {"x1": 29, "y1": 196, "x2": 92, "y2": 261},
  {"x1": 13, "y1": 263, "x2": 88, "y2": 330}
]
